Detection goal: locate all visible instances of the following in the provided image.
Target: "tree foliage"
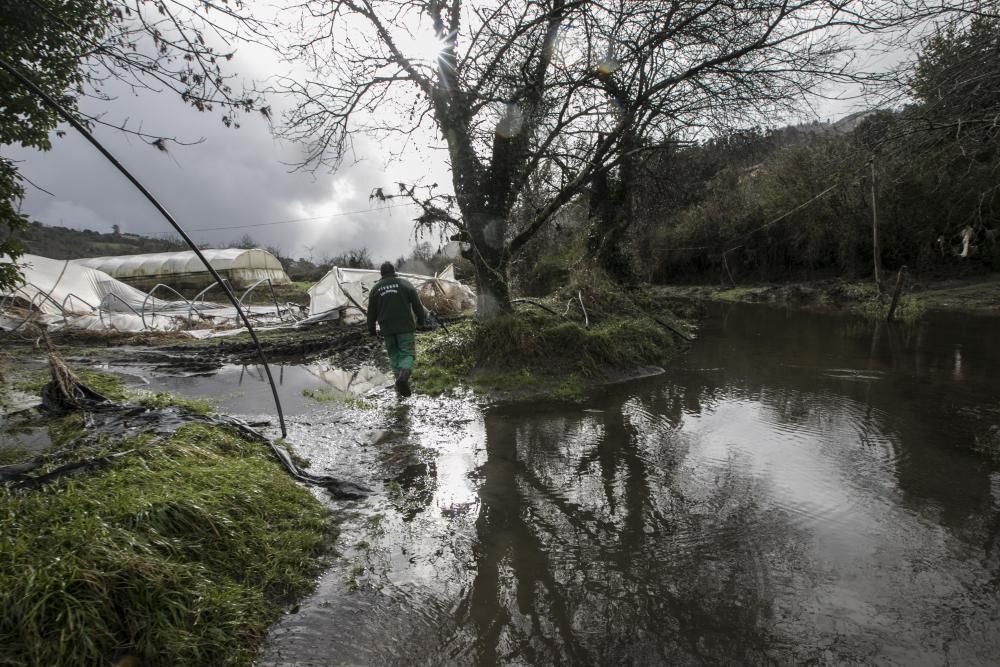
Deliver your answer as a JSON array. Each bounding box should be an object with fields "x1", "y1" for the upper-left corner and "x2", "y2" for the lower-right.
[
  {"x1": 278, "y1": 0, "x2": 957, "y2": 314},
  {"x1": 0, "y1": 0, "x2": 268, "y2": 291},
  {"x1": 0, "y1": 1, "x2": 108, "y2": 289},
  {"x1": 0, "y1": 160, "x2": 28, "y2": 289},
  {"x1": 630, "y1": 15, "x2": 1000, "y2": 284}
]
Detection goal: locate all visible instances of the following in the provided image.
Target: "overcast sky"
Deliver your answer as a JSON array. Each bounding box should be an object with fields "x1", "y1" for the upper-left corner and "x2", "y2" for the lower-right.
[
  {"x1": 5, "y1": 36, "x2": 453, "y2": 265},
  {"x1": 4, "y1": 12, "x2": 890, "y2": 265}
]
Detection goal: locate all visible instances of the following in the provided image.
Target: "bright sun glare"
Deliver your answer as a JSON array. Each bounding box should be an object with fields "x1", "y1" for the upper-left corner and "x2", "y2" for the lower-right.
[{"x1": 402, "y1": 32, "x2": 447, "y2": 65}]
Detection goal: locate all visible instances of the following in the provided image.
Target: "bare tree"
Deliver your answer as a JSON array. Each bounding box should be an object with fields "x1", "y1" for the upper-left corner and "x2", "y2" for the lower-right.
[
  {"x1": 329, "y1": 246, "x2": 375, "y2": 269},
  {"x1": 232, "y1": 233, "x2": 258, "y2": 248},
  {"x1": 277, "y1": 0, "x2": 967, "y2": 315},
  {"x1": 6, "y1": 1, "x2": 276, "y2": 146}
]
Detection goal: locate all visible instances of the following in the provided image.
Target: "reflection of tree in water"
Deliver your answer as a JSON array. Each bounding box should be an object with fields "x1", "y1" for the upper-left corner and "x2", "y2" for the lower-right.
[
  {"x1": 458, "y1": 391, "x2": 811, "y2": 665},
  {"x1": 451, "y1": 305, "x2": 1000, "y2": 664}
]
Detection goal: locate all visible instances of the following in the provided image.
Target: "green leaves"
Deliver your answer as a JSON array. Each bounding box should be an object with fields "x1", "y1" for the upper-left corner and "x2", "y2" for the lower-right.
[{"x1": 1, "y1": 1, "x2": 111, "y2": 288}]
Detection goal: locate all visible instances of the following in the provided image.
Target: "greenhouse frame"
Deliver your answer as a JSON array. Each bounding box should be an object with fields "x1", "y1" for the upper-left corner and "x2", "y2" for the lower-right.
[{"x1": 72, "y1": 248, "x2": 290, "y2": 289}]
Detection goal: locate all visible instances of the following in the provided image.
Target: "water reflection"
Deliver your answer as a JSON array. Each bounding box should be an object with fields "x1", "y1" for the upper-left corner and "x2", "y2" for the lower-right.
[
  {"x1": 458, "y1": 400, "x2": 806, "y2": 665},
  {"x1": 255, "y1": 303, "x2": 1000, "y2": 665},
  {"x1": 119, "y1": 360, "x2": 393, "y2": 416}
]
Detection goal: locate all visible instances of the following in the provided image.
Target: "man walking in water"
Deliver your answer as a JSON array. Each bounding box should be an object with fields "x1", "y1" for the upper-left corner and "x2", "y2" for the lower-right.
[{"x1": 367, "y1": 262, "x2": 427, "y2": 397}]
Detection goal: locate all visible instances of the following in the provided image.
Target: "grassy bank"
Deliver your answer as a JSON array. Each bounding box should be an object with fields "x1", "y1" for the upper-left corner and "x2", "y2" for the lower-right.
[
  {"x1": 413, "y1": 309, "x2": 683, "y2": 400},
  {"x1": 1, "y1": 370, "x2": 336, "y2": 666},
  {"x1": 408, "y1": 266, "x2": 691, "y2": 400},
  {"x1": 904, "y1": 277, "x2": 1000, "y2": 312},
  {"x1": 655, "y1": 275, "x2": 1000, "y2": 319}
]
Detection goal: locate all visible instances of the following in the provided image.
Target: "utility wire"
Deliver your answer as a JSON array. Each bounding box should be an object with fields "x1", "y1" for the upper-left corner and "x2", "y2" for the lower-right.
[
  {"x1": 0, "y1": 55, "x2": 288, "y2": 438},
  {"x1": 180, "y1": 202, "x2": 420, "y2": 233}
]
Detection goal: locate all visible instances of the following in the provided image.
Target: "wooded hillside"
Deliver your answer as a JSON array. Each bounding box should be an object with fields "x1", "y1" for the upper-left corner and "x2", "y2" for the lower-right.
[
  {"x1": 625, "y1": 18, "x2": 1000, "y2": 285},
  {"x1": 12, "y1": 222, "x2": 187, "y2": 259}
]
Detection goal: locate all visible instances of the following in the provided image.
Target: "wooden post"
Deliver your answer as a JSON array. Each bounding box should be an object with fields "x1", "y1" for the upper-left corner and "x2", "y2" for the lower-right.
[
  {"x1": 722, "y1": 248, "x2": 738, "y2": 287},
  {"x1": 886, "y1": 266, "x2": 907, "y2": 322},
  {"x1": 871, "y1": 158, "x2": 883, "y2": 290}
]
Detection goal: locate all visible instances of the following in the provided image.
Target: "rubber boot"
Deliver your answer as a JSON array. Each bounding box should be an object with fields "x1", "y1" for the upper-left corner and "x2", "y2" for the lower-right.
[{"x1": 395, "y1": 368, "x2": 412, "y2": 397}]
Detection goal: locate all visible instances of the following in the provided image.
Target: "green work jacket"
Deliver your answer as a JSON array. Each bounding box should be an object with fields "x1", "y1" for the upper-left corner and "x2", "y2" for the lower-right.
[{"x1": 366, "y1": 276, "x2": 426, "y2": 336}]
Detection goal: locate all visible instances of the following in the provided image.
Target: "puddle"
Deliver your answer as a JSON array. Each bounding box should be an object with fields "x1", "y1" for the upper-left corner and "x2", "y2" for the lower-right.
[
  {"x1": 0, "y1": 422, "x2": 51, "y2": 454},
  {"x1": 89, "y1": 359, "x2": 394, "y2": 417},
  {"x1": 263, "y1": 304, "x2": 1000, "y2": 665},
  {"x1": 57, "y1": 305, "x2": 1000, "y2": 665}
]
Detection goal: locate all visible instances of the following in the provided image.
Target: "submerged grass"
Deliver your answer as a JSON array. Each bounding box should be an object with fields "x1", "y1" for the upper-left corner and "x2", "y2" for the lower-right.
[
  {"x1": 973, "y1": 427, "x2": 1000, "y2": 462},
  {"x1": 0, "y1": 445, "x2": 31, "y2": 465},
  {"x1": 302, "y1": 388, "x2": 375, "y2": 410},
  {"x1": 654, "y1": 279, "x2": 962, "y2": 323},
  {"x1": 129, "y1": 389, "x2": 214, "y2": 415},
  {"x1": 905, "y1": 280, "x2": 1000, "y2": 313},
  {"x1": 0, "y1": 422, "x2": 335, "y2": 667}
]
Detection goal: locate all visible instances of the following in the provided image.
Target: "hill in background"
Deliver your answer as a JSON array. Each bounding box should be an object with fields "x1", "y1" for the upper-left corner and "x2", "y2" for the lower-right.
[{"x1": 14, "y1": 222, "x2": 189, "y2": 259}]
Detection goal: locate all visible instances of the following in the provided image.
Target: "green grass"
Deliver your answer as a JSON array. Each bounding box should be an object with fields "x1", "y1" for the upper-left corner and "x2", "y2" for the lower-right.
[
  {"x1": 413, "y1": 310, "x2": 678, "y2": 399},
  {"x1": 12, "y1": 369, "x2": 52, "y2": 396},
  {"x1": 302, "y1": 387, "x2": 340, "y2": 402},
  {"x1": 0, "y1": 423, "x2": 335, "y2": 667},
  {"x1": 13, "y1": 368, "x2": 129, "y2": 401},
  {"x1": 76, "y1": 369, "x2": 129, "y2": 400},
  {"x1": 838, "y1": 282, "x2": 927, "y2": 323},
  {"x1": 129, "y1": 389, "x2": 214, "y2": 415}
]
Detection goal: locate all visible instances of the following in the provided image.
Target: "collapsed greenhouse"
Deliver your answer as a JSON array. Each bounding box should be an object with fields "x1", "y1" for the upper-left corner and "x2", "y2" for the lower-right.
[
  {"x1": 1, "y1": 253, "x2": 473, "y2": 336},
  {"x1": 307, "y1": 265, "x2": 476, "y2": 323},
  {"x1": 0, "y1": 254, "x2": 300, "y2": 334}
]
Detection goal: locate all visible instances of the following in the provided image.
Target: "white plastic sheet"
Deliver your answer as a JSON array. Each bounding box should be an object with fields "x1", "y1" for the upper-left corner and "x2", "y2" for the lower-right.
[
  {"x1": 2, "y1": 254, "x2": 174, "y2": 316},
  {"x1": 307, "y1": 265, "x2": 475, "y2": 323},
  {"x1": 1, "y1": 254, "x2": 291, "y2": 334}
]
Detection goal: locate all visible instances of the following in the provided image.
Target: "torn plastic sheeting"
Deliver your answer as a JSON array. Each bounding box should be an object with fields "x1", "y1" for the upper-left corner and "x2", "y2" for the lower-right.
[
  {"x1": 307, "y1": 264, "x2": 475, "y2": 323},
  {"x1": 2, "y1": 304, "x2": 295, "y2": 337},
  {"x1": 2, "y1": 254, "x2": 291, "y2": 331},
  {"x1": 1, "y1": 311, "x2": 201, "y2": 334},
  {"x1": 2, "y1": 254, "x2": 183, "y2": 316},
  {"x1": 294, "y1": 308, "x2": 342, "y2": 326}
]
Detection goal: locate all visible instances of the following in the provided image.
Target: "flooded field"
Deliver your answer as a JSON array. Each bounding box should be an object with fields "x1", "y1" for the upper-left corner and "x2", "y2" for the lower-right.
[{"x1": 79, "y1": 304, "x2": 1000, "y2": 664}]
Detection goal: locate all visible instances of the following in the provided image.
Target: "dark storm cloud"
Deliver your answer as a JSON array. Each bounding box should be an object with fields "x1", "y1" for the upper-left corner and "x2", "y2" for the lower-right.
[{"x1": 5, "y1": 50, "x2": 449, "y2": 264}]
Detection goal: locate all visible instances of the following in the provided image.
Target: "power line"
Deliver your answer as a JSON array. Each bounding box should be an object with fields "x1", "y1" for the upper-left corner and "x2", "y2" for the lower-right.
[{"x1": 155, "y1": 201, "x2": 421, "y2": 235}]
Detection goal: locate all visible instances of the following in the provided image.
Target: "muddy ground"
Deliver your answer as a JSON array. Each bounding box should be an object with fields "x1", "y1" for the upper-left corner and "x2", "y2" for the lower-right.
[{"x1": 1, "y1": 321, "x2": 383, "y2": 372}]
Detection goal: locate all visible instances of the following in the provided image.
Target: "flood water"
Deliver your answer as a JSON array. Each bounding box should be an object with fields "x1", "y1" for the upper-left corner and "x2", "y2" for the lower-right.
[{"x1": 148, "y1": 304, "x2": 1000, "y2": 665}]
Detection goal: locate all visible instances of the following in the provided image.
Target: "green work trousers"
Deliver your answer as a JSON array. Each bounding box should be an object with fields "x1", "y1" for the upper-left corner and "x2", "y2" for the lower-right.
[{"x1": 383, "y1": 332, "x2": 416, "y2": 375}]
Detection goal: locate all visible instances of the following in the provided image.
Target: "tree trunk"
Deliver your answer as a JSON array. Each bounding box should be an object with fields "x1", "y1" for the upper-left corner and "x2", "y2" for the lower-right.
[
  {"x1": 871, "y1": 158, "x2": 882, "y2": 290},
  {"x1": 463, "y1": 210, "x2": 512, "y2": 317},
  {"x1": 587, "y1": 133, "x2": 637, "y2": 283},
  {"x1": 471, "y1": 246, "x2": 511, "y2": 317}
]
